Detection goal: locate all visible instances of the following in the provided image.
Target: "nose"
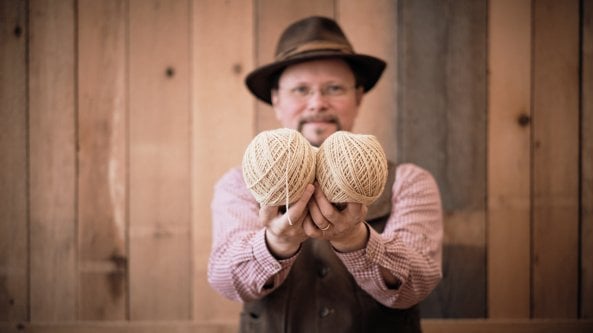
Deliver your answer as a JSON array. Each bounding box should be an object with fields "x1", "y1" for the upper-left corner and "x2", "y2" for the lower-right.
[{"x1": 306, "y1": 90, "x2": 329, "y2": 112}]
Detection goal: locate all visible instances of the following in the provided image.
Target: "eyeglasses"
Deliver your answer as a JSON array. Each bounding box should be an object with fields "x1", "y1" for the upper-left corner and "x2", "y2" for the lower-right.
[{"x1": 278, "y1": 83, "x2": 355, "y2": 101}]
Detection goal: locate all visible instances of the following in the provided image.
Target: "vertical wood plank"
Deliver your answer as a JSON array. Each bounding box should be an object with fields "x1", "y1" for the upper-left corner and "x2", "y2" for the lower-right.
[
  {"x1": 397, "y1": 0, "x2": 487, "y2": 318},
  {"x1": 28, "y1": 0, "x2": 77, "y2": 321},
  {"x1": 192, "y1": 0, "x2": 253, "y2": 322},
  {"x1": 581, "y1": 0, "x2": 593, "y2": 319},
  {"x1": 77, "y1": 0, "x2": 128, "y2": 320},
  {"x1": 129, "y1": 0, "x2": 192, "y2": 320},
  {"x1": 338, "y1": 0, "x2": 398, "y2": 162},
  {"x1": 397, "y1": 0, "x2": 488, "y2": 212},
  {"x1": 487, "y1": 0, "x2": 532, "y2": 318},
  {"x1": 254, "y1": 0, "x2": 334, "y2": 133},
  {"x1": 0, "y1": 0, "x2": 28, "y2": 322},
  {"x1": 532, "y1": 0, "x2": 580, "y2": 318}
]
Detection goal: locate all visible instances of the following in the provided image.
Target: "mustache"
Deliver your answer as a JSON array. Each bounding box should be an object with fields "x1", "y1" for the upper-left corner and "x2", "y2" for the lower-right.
[{"x1": 297, "y1": 115, "x2": 342, "y2": 132}]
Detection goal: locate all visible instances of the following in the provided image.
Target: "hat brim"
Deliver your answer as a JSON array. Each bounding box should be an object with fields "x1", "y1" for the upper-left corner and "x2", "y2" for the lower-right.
[{"x1": 245, "y1": 51, "x2": 387, "y2": 105}]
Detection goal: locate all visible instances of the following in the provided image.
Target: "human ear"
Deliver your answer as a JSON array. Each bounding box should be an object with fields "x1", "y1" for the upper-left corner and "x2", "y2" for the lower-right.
[
  {"x1": 271, "y1": 89, "x2": 283, "y2": 120},
  {"x1": 271, "y1": 89, "x2": 279, "y2": 106}
]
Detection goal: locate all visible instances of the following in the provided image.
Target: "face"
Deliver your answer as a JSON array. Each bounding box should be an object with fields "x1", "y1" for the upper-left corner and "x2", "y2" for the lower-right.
[{"x1": 271, "y1": 59, "x2": 364, "y2": 147}]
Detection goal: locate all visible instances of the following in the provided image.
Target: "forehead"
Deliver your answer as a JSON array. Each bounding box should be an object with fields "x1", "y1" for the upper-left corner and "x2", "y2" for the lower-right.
[{"x1": 278, "y1": 58, "x2": 356, "y2": 84}]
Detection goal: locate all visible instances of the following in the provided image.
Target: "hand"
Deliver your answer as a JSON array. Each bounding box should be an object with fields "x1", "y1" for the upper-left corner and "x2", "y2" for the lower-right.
[
  {"x1": 261, "y1": 184, "x2": 315, "y2": 259},
  {"x1": 305, "y1": 183, "x2": 369, "y2": 252}
]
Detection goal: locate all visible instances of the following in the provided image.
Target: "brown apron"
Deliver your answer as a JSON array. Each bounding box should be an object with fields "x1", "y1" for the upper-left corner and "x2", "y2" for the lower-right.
[{"x1": 239, "y1": 162, "x2": 421, "y2": 333}]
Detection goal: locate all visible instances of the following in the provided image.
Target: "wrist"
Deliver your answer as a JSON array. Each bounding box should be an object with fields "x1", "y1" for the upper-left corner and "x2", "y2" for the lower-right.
[
  {"x1": 331, "y1": 222, "x2": 369, "y2": 253},
  {"x1": 265, "y1": 229, "x2": 300, "y2": 259}
]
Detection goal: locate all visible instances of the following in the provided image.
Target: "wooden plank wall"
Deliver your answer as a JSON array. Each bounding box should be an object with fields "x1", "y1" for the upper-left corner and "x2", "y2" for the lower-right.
[
  {"x1": 488, "y1": 0, "x2": 586, "y2": 319},
  {"x1": 581, "y1": 0, "x2": 592, "y2": 318},
  {"x1": 488, "y1": 0, "x2": 532, "y2": 318},
  {"x1": 532, "y1": 0, "x2": 580, "y2": 318},
  {"x1": 128, "y1": 0, "x2": 192, "y2": 320},
  {"x1": 0, "y1": 0, "x2": 28, "y2": 323},
  {"x1": 28, "y1": 0, "x2": 77, "y2": 321},
  {"x1": 397, "y1": 0, "x2": 488, "y2": 318},
  {"x1": 77, "y1": 0, "x2": 127, "y2": 320},
  {"x1": 0, "y1": 0, "x2": 592, "y2": 331},
  {"x1": 191, "y1": 0, "x2": 253, "y2": 322}
]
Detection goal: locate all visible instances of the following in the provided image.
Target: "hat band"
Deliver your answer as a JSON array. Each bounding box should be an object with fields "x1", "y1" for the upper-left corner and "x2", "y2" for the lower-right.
[{"x1": 276, "y1": 41, "x2": 354, "y2": 61}]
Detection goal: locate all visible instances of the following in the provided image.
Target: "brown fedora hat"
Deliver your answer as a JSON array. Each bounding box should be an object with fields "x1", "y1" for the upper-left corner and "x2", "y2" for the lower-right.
[{"x1": 245, "y1": 16, "x2": 387, "y2": 105}]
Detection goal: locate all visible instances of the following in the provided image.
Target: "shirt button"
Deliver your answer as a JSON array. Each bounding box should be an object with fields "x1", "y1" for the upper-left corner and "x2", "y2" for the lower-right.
[
  {"x1": 319, "y1": 307, "x2": 333, "y2": 318},
  {"x1": 318, "y1": 266, "x2": 329, "y2": 278}
]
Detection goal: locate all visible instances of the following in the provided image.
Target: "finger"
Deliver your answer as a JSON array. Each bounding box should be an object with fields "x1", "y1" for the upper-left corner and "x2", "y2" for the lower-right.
[
  {"x1": 260, "y1": 205, "x2": 291, "y2": 235},
  {"x1": 343, "y1": 202, "x2": 367, "y2": 223},
  {"x1": 286, "y1": 184, "x2": 315, "y2": 221},
  {"x1": 259, "y1": 205, "x2": 280, "y2": 225},
  {"x1": 296, "y1": 184, "x2": 315, "y2": 208},
  {"x1": 312, "y1": 186, "x2": 340, "y2": 221},
  {"x1": 308, "y1": 196, "x2": 332, "y2": 231},
  {"x1": 302, "y1": 214, "x2": 325, "y2": 238},
  {"x1": 343, "y1": 201, "x2": 362, "y2": 214},
  {"x1": 302, "y1": 214, "x2": 318, "y2": 235},
  {"x1": 307, "y1": 195, "x2": 322, "y2": 223}
]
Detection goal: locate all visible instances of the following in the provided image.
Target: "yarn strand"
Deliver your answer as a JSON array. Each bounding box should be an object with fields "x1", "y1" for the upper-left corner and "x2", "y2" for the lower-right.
[{"x1": 286, "y1": 130, "x2": 293, "y2": 225}]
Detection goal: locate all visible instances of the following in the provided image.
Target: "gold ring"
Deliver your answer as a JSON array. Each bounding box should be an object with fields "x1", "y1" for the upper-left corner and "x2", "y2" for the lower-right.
[{"x1": 320, "y1": 224, "x2": 331, "y2": 231}]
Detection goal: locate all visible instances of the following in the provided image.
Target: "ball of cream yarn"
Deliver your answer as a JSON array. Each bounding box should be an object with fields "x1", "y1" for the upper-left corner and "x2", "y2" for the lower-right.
[
  {"x1": 316, "y1": 131, "x2": 388, "y2": 206},
  {"x1": 242, "y1": 128, "x2": 316, "y2": 206}
]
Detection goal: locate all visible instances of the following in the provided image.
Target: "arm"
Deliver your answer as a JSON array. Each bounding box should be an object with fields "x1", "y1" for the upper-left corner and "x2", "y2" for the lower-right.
[
  {"x1": 207, "y1": 167, "x2": 288, "y2": 302},
  {"x1": 333, "y1": 164, "x2": 443, "y2": 308},
  {"x1": 207, "y1": 167, "x2": 313, "y2": 302}
]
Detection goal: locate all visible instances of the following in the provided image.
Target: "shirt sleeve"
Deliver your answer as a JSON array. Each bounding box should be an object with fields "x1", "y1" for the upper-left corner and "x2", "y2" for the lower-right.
[
  {"x1": 207, "y1": 167, "x2": 298, "y2": 302},
  {"x1": 335, "y1": 163, "x2": 444, "y2": 309}
]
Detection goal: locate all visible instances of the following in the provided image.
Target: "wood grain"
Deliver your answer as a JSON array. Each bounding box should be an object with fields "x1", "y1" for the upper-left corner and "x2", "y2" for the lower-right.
[
  {"x1": 28, "y1": 0, "x2": 77, "y2": 321},
  {"x1": 397, "y1": 0, "x2": 488, "y2": 317},
  {"x1": 77, "y1": 0, "x2": 128, "y2": 320},
  {"x1": 581, "y1": 0, "x2": 593, "y2": 319},
  {"x1": 487, "y1": 0, "x2": 532, "y2": 318},
  {"x1": 128, "y1": 0, "x2": 192, "y2": 320},
  {"x1": 532, "y1": 0, "x2": 580, "y2": 318},
  {"x1": 191, "y1": 0, "x2": 254, "y2": 322},
  {"x1": 0, "y1": 0, "x2": 28, "y2": 322}
]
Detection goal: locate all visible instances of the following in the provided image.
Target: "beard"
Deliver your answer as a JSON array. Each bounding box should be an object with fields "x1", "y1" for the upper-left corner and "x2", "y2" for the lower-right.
[{"x1": 297, "y1": 115, "x2": 342, "y2": 147}]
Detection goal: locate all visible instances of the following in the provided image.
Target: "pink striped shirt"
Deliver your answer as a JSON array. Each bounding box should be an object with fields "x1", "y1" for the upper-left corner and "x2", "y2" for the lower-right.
[{"x1": 208, "y1": 163, "x2": 443, "y2": 309}]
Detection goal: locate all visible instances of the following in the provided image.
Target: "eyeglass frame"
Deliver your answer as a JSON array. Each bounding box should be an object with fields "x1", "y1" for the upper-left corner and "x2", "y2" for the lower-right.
[
  {"x1": 276, "y1": 83, "x2": 358, "y2": 101},
  {"x1": 268, "y1": 60, "x2": 364, "y2": 102}
]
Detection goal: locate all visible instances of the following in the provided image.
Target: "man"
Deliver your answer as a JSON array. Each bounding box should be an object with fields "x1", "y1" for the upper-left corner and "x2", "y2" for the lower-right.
[{"x1": 208, "y1": 16, "x2": 443, "y2": 332}]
